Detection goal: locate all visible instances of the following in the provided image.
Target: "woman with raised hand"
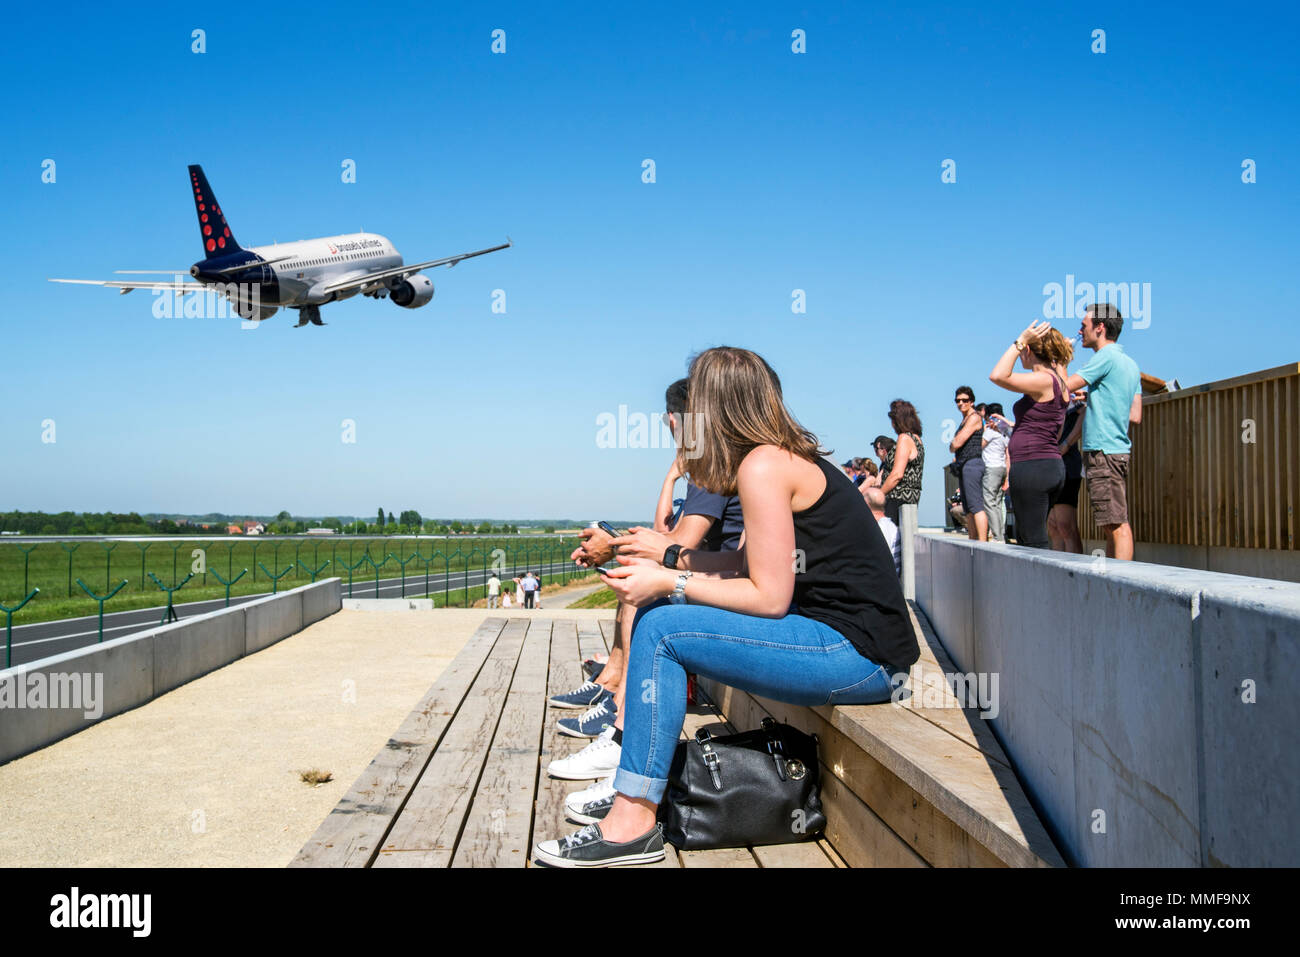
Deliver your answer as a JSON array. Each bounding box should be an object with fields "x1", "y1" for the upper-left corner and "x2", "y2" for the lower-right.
[
  {"x1": 532, "y1": 346, "x2": 919, "y2": 867},
  {"x1": 988, "y1": 321, "x2": 1073, "y2": 549}
]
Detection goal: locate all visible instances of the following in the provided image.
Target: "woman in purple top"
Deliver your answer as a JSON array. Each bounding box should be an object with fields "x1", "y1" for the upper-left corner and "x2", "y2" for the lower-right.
[{"x1": 988, "y1": 321, "x2": 1074, "y2": 549}]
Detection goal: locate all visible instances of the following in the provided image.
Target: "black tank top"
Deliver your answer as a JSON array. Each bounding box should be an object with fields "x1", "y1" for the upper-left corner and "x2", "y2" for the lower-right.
[
  {"x1": 955, "y1": 414, "x2": 983, "y2": 464},
  {"x1": 791, "y1": 458, "x2": 920, "y2": 670}
]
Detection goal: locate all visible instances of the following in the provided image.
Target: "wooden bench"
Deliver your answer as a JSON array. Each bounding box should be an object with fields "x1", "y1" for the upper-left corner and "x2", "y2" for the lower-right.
[
  {"x1": 698, "y1": 602, "x2": 1066, "y2": 868},
  {"x1": 291, "y1": 615, "x2": 838, "y2": 867},
  {"x1": 292, "y1": 608, "x2": 1061, "y2": 868}
]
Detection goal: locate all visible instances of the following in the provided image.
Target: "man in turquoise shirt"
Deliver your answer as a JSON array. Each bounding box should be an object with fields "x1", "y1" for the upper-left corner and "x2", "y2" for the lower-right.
[{"x1": 1066, "y1": 303, "x2": 1142, "y2": 560}]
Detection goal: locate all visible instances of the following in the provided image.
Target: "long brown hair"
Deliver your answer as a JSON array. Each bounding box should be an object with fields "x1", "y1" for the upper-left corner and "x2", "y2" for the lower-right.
[
  {"x1": 888, "y1": 399, "x2": 922, "y2": 437},
  {"x1": 685, "y1": 347, "x2": 824, "y2": 495}
]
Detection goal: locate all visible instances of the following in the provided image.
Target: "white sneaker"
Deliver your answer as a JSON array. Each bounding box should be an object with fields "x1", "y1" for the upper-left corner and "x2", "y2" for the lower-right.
[
  {"x1": 565, "y1": 771, "x2": 616, "y2": 810},
  {"x1": 547, "y1": 726, "x2": 621, "y2": 780}
]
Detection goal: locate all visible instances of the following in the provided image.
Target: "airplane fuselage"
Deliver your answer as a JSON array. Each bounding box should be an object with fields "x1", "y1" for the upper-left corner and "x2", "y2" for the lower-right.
[
  {"x1": 51, "y1": 164, "x2": 508, "y2": 326},
  {"x1": 190, "y1": 232, "x2": 403, "y2": 307}
]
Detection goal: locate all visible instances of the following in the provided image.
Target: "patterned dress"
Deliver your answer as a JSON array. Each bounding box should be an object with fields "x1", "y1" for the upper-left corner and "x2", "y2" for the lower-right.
[{"x1": 887, "y1": 434, "x2": 925, "y2": 507}]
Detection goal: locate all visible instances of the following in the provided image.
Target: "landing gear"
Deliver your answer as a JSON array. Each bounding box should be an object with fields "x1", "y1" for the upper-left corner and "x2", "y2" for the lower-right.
[{"x1": 293, "y1": 304, "x2": 325, "y2": 327}]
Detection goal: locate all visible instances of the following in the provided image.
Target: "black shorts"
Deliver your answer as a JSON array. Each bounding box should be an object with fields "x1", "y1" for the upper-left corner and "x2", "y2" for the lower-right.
[{"x1": 1050, "y1": 476, "x2": 1081, "y2": 509}]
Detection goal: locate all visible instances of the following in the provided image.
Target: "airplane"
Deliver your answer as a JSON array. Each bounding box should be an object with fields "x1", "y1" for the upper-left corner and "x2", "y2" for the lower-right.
[{"x1": 50, "y1": 165, "x2": 510, "y2": 327}]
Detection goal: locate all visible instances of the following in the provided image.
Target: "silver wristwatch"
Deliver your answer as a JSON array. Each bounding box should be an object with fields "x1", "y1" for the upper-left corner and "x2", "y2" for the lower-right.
[{"x1": 669, "y1": 570, "x2": 693, "y2": 604}]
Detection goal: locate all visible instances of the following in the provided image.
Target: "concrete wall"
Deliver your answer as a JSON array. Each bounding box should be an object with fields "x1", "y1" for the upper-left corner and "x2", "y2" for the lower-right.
[
  {"x1": 0, "y1": 578, "x2": 341, "y2": 766},
  {"x1": 915, "y1": 534, "x2": 1300, "y2": 867},
  {"x1": 1082, "y1": 539, "x2": 1300, "y2": 584}
]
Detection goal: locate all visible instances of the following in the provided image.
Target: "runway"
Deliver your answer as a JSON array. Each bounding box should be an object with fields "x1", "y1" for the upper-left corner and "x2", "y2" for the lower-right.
[{"x1": 3, "y1": 560, "x2": 576, "y2": 669}]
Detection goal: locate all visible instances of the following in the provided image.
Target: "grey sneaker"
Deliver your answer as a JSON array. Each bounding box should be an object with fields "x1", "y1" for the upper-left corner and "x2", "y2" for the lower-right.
[
  {"x1": 533, "y1": 823, "x2": 664, "y2": 868},
  {"x1": 567, "y1": 791, "x2": 616, "y2": 826},
  {"x1": 564, "y1": 772, "x2": 616, "y2": 824}
]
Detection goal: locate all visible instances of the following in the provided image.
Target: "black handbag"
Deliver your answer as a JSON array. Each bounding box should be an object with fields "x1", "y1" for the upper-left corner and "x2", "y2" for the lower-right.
[{"x1": 659, "y1": 717, "x2": 826, "y2": 850}]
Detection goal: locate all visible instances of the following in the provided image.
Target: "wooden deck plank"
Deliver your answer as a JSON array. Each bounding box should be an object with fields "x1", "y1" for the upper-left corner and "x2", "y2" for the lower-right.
[
  {"x1": 814, "y1": 700, "x2": 1062, "y2": 867},
  {"x1": 751, "y1": 842, "x2": 837, "y2": 868},
  {"x1": 576, "y1": 618, "x2": 606, "y2": 666},
  {"x1": 678, "y1": 847, "x2": 758, "y2": 868},
  {"x1": 290, "y1": 617, "x2": 509, "y2": 867},
  {"x1": 372, "y1": 618, "x2": 531, "y2": 867},
  {"x1": 452, "y1": 619, "x2": 553, "y2": 868},
  {"x1": 528, "y1": 620, "x2": 584, "y2": 863},
  {"x1": 597, "y1": 616, "x2": 616, "y2": 653},
  {"x1": 708, "y1": 679, "x2": 1003, "y2": 868}
]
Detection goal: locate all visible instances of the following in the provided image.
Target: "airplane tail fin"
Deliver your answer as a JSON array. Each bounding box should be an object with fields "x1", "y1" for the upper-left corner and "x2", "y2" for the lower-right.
[{"x1": 188, "y1": 165, "x2": 241, "y2": 257}]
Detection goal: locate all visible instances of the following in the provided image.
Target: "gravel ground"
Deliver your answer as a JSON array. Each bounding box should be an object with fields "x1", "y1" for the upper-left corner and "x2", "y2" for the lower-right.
[{"x1": 0, "y1": 607, "x2": 607, "y2": 867}]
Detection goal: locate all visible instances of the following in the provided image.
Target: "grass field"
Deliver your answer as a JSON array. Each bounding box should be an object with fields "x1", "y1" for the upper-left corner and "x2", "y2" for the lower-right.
[
  {"x1": 0, "y1": 536, "x2": 581, "y2": 625},
  {"x1": 567, "y1": 586, "x2": 619, "y2": 609}
]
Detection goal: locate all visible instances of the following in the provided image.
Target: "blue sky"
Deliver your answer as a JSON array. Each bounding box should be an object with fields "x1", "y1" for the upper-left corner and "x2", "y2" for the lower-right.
[{"x1": 2, "y1": 1, "x2": 1296, "y2": 525}]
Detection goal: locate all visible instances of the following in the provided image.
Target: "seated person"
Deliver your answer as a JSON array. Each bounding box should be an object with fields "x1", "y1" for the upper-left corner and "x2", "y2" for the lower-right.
[{"x1": 534, "y1": 346, "x2": 918, "y2": 867}]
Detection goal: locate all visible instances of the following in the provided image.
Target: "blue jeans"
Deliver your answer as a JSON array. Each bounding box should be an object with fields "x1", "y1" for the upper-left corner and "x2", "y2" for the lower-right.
[{"x1": 614, "y1": 603, "x2": 899, "y2": 804}]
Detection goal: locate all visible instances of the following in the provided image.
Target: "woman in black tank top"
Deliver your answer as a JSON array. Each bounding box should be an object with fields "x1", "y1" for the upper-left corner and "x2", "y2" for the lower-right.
[{"x1": 535, "y1": 346, "x2": 919, "y2": 868}]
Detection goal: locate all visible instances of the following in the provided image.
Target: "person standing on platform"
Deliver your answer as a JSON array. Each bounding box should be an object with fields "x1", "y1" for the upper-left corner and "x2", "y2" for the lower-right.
[
  {"x1": 1065, "y1": 303, "x2": 1142, "y2": 560},
  {"x1": 949, "y1": 386, "x2": 987, "y2": 541},
  {"x1": 981, "y1": 402, "x2": 1011, "y2": 542},
  {"x1": 989, "y1": 322, "x2": 1072, "y2": 549}
]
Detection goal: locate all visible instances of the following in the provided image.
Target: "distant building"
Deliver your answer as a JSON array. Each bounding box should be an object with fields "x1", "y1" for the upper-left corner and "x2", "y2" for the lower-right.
[
  {"x1": 226, "y1": 525, "x2": 244, "y2": 535},
  {"x1": 305, "y1": 527, "x2": 335, "y2": 535},
  {"x1": 243, "y1": 521, "x2": 265, "y2": 535}
]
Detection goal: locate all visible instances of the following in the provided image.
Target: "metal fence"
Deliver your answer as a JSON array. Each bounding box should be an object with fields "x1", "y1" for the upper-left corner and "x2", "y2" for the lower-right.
[
  {"x1": 0, "y1": 534, "x2": 587, "y2": 629},
  {"x1": 1078, "y1": 362, "x2": 1300, "y2": 549}
]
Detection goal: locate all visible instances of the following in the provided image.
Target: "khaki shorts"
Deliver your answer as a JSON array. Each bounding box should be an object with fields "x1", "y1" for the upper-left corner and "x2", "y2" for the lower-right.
[{"x1": 1084, "y1": 451, "x2": 1130, "y2": 527}]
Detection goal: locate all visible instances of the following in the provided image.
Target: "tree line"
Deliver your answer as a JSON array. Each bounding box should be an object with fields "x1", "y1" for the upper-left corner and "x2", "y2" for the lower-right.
[{"x1": 0, "y1": 509, "x2": 538, "y2": 536}]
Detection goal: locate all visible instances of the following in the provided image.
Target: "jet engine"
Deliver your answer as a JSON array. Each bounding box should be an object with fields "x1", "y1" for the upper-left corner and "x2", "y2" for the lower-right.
[
  {"x1": 391, "y1": 274, "x2": 434, "y2": 308},
  {"x1": 228, "y1": 287, "x2": 278, "y2": 321}
]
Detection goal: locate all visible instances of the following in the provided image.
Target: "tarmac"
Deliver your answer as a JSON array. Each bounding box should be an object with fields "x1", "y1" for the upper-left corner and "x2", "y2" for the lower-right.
[{"x1": 0, "y1": 585, "x2": 615, "y2": 867}]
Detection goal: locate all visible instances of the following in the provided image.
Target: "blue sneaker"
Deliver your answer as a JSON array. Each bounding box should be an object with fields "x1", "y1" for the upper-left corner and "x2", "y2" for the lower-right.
[
  {"x1": 548, "y1": 680, "x2": 606, "y2": 710},
  {"x1": 557, "y1": 694, "x2": 617, "y2": 738}
]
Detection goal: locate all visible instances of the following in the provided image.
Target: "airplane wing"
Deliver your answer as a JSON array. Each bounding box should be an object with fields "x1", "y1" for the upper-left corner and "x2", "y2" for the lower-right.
[
  {"x1": 321, "y1": 240, "x2": 511, "y2": 295},
  {"x1": 47, "y1": 278, "x2": 210, "y2": 296}
]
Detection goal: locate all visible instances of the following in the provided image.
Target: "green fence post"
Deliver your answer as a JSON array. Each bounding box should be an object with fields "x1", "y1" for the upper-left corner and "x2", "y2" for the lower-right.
[
  {"x1": 97, "y1": 541, "x2": 119, "y2": 593},
  {"x1": 416, "y1": 545, "x2": 432, "y2": 598},
  {"x1": 389, "y1": 551, "x2": 417, "y2": 598},
  {"x1": 211, "y1": 567, "x2": 247, "y2": 607},
  {"x1": 441, "y1": 548, "x2": 451, "y2": 607},
  {"x1": 2, "y1": 588, "x2": 39, "y2": 668},
  {"x1": 59, "y1": 542, "x2": 82, "y2": 597},
  {"x1": 298, "y1": 559, "x2": 331, "y2": 583},
  {"x1": 17, "y1": 544, "x2": 37, "y2": 596},
  {"x1": 132, "y1": 541, "x2": 151, "y2": 593},
  {"x1": 147, "y1": 571, "x2": 194, "y2": 625},
  {"x1": 366, "y1": 554, "x2": 391, "y2": 598},
  {"x1": 258, "y1": 563, "x2": 294, "y2": 595},
  {"x1": 169, "y1": 541, "x2": 184, "y2": 588},
  {"x1": 76, "y1": 577, "x2": 128, "y2": 643},
  {"x1": 336, "y1": 554, "x2": 367, "y2": 597}
]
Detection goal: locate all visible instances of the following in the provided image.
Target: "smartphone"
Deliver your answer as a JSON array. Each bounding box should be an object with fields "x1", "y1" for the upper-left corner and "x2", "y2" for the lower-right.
[{"x1": 596, "y1": 521, "x2": 626, "y2": 539}]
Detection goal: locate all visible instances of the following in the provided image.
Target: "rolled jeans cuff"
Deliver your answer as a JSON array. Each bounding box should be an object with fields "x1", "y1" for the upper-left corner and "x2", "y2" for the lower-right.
[{"x1": 614, "y1": 767, "x2": 667, "y2": 805}]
